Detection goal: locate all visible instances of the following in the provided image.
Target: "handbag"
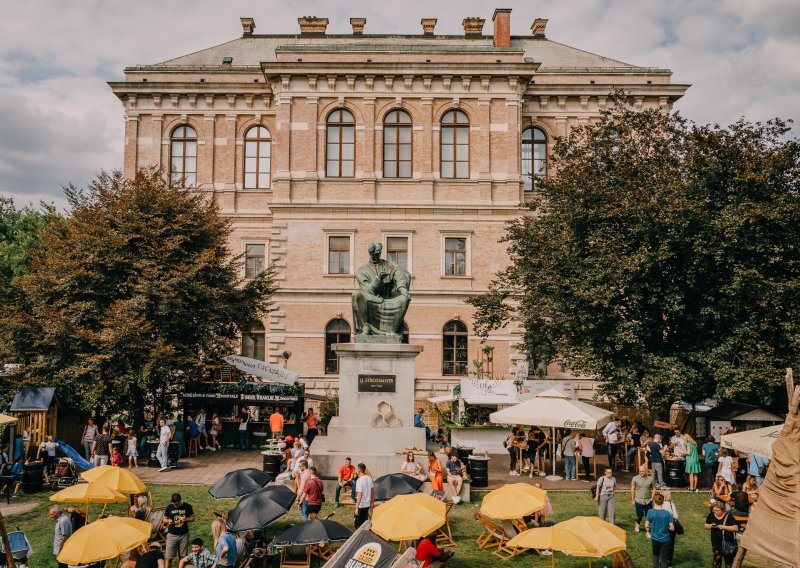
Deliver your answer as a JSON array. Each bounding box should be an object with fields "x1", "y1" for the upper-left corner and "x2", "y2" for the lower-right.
[
  {"x1": 719, "y1": 514, "x2": 739, "y2": 560},
  {"x1": 673, "y1": 518, "x2": 684, "y2": 535}
]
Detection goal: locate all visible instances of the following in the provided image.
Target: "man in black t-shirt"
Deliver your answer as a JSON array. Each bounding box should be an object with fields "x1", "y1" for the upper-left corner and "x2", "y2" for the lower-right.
[
  {"x1": 91, "y1": 425, "x2": 113, "y2": 467},
  {"x1": 647, "y1": 434, "x2": 666, "y2": 487},
  {"x1": 164, "y1": 493, "x2": 195, "y2": 568},
  {"x1": 136, "y1": 542, "x2": 165, "y2": 568}
]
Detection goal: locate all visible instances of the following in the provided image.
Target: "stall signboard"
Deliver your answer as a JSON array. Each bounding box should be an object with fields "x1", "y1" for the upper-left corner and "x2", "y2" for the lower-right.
[
  {"x1": 358, "y1": 375, "x2": 396, "y2": 393},
  {"x1": 184, "y1": 392, "x2": 299, "y2": 403},
  {"x1": 519, "y1": 380, "x2": 575, "y2": 400},
  {"x1": 223, "y1": 355, "x2": 299, "y2": 385},
  {"x1": 184, "y1": 392, "x2": 241, "y2": 400},
  {"x1": 460, "y1": 379, "x2": 519, "y2": 405}
]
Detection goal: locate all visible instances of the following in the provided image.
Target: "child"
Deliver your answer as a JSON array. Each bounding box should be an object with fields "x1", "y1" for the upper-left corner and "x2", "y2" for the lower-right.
[
  {"x1": 111, "y1": 446, "x2": 123, "y2": 467},
  {"x1": 126, "y1": 433, "x2": 138, "y2": 468}
]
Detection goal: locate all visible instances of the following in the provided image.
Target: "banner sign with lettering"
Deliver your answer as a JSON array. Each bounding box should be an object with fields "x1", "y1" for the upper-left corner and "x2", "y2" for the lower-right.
[
  {"x1": 460, "y1": 379, "x2": 519, "y2": 404},
  {"x1": 223, "y1": 355, "x2": 299, "y2": 386},
  {"x1": 358, "y1": 375, "x2": 396, "y2": 393},
  {"x1": 519, "y1": 380, "x2": 576, "y2": 400}
]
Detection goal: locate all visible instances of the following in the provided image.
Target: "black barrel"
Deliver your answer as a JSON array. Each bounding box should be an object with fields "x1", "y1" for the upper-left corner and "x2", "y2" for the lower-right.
[
  {"x1": 455, "y1": 447, "x2": 474, "y2": 462},
  {"x1": 469, "y1": 456, "x2": 490, "y2": 488},
  {"x1": 147, "y1": 440, "x2": 160, "y2": 467},
  {"x1": 262, "y1": 453, "x2": 282, "y2": 478},
  {"x1": 22, "y1": 462, "x2": 43, "y2": 493},
  {"x1": 665, "y1": 459, "x2": 687, "y2": 488},
  {"x1": 168, "y1": 441, "x2": 180, "y2": 468}
]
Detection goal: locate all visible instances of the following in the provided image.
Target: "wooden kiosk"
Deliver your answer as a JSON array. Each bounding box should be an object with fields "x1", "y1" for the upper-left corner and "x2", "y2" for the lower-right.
[{"x1": 10, "y1": 387, "x2": 58, "y2": 449}]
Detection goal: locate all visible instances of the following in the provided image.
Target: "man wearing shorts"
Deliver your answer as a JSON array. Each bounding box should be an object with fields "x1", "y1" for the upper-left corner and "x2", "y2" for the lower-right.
[
  {"x1": 164, "y1": 493, "x2": 195, "y2": 568},
  {"x1": 299, "y1": 466, "x2": 325, "y2": 520},
  {"x1": 444, "y1": 451, "x2": 465, "y2": 504}
]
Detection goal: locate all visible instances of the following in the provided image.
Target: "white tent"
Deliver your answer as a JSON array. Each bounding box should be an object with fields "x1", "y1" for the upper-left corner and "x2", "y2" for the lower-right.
[
  {"x1": 489, "y1": 389, "x2": 613, "y2": 480},
  {"x1": 721, "y1": 424, "x2": 782, "y2": 459}
]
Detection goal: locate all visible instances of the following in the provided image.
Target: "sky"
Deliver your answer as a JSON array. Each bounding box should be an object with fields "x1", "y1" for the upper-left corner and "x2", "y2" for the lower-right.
[{"x1": 1, "y1": 0, "x2": 798, "y2": 209}]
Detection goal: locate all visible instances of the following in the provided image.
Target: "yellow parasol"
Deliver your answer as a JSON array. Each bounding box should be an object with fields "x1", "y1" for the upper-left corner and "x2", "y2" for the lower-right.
[
  {"x1": 508, "y1": 526, "x2": 601, "y2": 568},
  {"x1": 371, "y1": 493, "x2": 446, "y2": 541},
  {"x1": 81, "y1": 465, "x2": 147, "y2": 494},
  {"x1": 480, "y1": 483, "x2": 547, "y2": 520},
  {"x1": 56, "y1": 516, "x2": 151, "y2": 565},
  {"x1": 50, "y1": 482, "x2": 128, "y2": 505},
  {"x1": 555, "y1": 517, "x2": 627, "y2": 557}
]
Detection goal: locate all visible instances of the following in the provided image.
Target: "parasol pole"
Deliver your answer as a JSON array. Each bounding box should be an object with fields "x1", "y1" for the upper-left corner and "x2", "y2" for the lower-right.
[
  {"x1": 545, "y1": 427, "x2": 562, "y2": 481},
  {"x1": 551, "y1": 548, "x2": 555, "y2": 568}
]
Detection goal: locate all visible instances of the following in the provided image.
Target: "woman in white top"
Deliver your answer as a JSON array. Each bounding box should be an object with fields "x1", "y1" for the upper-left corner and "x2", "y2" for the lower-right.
[
  {"x1": 660, "y1": 488, "x2": 679, "y2": 567},
  {"x1": 400, "y1": 452, "x2": 426, "y2": 481},
  {"x1": 717, "y1": 448, "x2": 735, "y2": 485}
]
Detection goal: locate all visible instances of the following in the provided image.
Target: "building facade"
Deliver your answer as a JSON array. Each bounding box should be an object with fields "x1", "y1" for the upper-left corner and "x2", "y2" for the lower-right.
[{"x1": 109, "y1": 10, "x2": 687, "y2": 400}]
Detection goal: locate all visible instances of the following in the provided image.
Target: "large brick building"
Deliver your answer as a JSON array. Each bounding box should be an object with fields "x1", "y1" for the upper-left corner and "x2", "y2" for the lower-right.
[{"x1": 109, "y1": 10, "x2": 687, "y2": 400}]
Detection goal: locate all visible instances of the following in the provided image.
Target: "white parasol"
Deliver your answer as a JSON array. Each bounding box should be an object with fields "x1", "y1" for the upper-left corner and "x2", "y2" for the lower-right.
[
  {"x1": 721, "y1": 425, "x2": 782, "y2": 459},
  {"x1": 490, "y1": 389, "x2": 613, "y2": 480}
]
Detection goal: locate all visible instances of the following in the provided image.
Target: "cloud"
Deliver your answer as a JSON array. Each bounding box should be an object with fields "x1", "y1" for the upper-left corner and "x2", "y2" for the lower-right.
[{"x1": 1, "y1": 0, "x2": 797, "y2": 208}]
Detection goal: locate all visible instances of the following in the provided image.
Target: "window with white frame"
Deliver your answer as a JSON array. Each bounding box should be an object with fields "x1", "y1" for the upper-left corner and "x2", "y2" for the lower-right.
[
  {"x1": 522, "y1": 127, "x2": 547, "y2": 191},
  {"x1": 326, "y1": 109, "x2": 355, "y2": 177},
  {"x1": 443, "y1": 236, "x2": 468, "y2": 276},
  {"x1": 244, "y1": 244, "x2": 266, "y2": 278},
  {"x1": 327, "y1": 235, "x2": 351, "y2": 274},
  {"x1": 440, "y1": 109, "x2": 469, "y2": 179},
  {"x1": 244, "y1": 126, "x2": 271, "y2": 189},
  {"x1": 170, "y1": 125, "x2": 197, "y2": 187}
]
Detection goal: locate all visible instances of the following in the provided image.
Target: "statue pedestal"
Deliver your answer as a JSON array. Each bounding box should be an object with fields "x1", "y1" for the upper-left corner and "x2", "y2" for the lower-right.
[{"x1": 310, "y1": 343, "x2": 426, "y2": 479}]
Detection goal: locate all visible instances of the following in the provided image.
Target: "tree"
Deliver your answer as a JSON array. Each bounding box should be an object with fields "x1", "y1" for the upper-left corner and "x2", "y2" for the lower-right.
[
  {"x1": 0, "y1": 197, "x2": 56, "y2": 300},
  {"x1": 469, "y1": 98, "x2": 800, "y2": 412},
  {"x1": 0, "y1": 169, "x2": 276, "y2": 415}
]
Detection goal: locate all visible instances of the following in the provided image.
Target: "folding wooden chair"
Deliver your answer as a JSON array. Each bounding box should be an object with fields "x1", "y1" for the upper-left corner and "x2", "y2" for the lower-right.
[
  {"x1": 280, "y1": 545, "x2": 311, "y2": 568},
  {"x1": 310, "y1": 543, "x2": 335, "y2": 561},
  {"x1": 493, "y1": 520, "x2": 524, "y2": 560},
  {"x1": 475, "y1": 512, "x2": 505, "y2": 550},
  {"x1": 434, "y1": 501, "x2": 456, "y2": 548},
  {"x1": 148, "y1": 507, "x2": 167, "y2": 546}
]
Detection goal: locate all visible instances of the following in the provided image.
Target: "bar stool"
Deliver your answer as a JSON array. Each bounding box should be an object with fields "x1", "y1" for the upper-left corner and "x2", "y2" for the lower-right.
[{"x1": 188, "y1": 436, "x2": 200, "y2": 457}]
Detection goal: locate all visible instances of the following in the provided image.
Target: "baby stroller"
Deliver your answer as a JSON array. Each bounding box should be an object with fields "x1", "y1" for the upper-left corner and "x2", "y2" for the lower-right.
[
  {"x1": 51, "y1": 458, "x2": 78, "y2": 491},
  {"x1": 0, "y1": 530, "x2": 32, "y2": 567}
]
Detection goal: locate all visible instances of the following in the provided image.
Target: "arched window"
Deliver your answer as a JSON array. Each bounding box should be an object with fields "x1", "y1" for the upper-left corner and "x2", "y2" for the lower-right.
[
  {"x1": 383, "y1": 110, "x2": 412, "y2": 178},
  {"x1": 326, "y1": 109, "x2": 355, "y2": 177},
  {"x1": 401, "y1": 321, "x2": 410, "y2": 344},
  {"x1": 242, "y1": 322, "x2": 266, "y2": 361},
  {"x1": 440, "y1": 110, "x2": 469, "y2": 179},
  {"x1": 170, "y1": 125, "x2": 197, "y2": 187},
  {"x1": 442, "y1": 320, "x2": 468, "y2": 375},
  {"x1": 244, "y1": 126, "x2": 271, "y2": 189},
  {"x1": 325, "y1": 319, "x2": 351, "y2": 374},
  {"x1": 522, "y1": 127, "x2": 547, "y2": 191}
]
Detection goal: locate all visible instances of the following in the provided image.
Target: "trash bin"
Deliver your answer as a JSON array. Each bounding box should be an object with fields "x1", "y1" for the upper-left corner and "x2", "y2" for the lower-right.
[
  {"x1": 468, "y1": 456, "x2": 490, "y2": 488},
  {"x1": 22, "y1": 462, "x2": 43, "y2": 493},
  {"x1": 147, "y1": 440, "x2": 160, "y2": 468},
  {"x1": 262, "y1": 452, "x2": 282, "y2": 478},
  {"x1": 168, "y1": 441, "x2": 180, "y2": 469},
  {"x1": 665, "y1": 459, "x2": 687, "y2": 488}
]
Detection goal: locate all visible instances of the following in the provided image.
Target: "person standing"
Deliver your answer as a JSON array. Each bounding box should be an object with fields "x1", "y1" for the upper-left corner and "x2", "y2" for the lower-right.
[
  {"x1": 238, "y1": 406, "x2": 251, "y2": 451},
  {"x1": 683, "y1": 434, "x2": 701, "y2": 492},
  {"x1": 645, "y1": 493, "x2": 675, "y2": 568},
  {"x1": 335, "y1": 457, "x2": 356, "y2": 507},
  {"x1": 607, "y1": 428, "x2": 621, "y2": 471},
  {"x1": 717, "y1": 449, "x2": 735, "y2": 485},
  {"x1": 294, "y1": 460, "x2": 312, "y2": 521},
  {"x1": 746, "y1": 453, "x2": 769, "y2": 487},
  {"x1": 157, "y1": 418, "x2": 172, "y2": 472},
  {"x1": 562, "y1": 430, "x2": 577, "y2": 480},
  {"x1": 195, "y1": 409, "x2": 208, "y2": 451},
  {"x1": 172, "y1": 415, "x2": 186, "y2": 458},
  {"x1": 354, "y1": 463, "x2": 374, "y2": 529},
  {"x1": 595, "y1": 468, "x2": 617, "y2": 524},
  {"x1": 214, "y1": 526, "x2": 237, "y2": 568},
  {"x1": 304, "y1": 408, "x2": 318, "y2": 446},
  {"x1": 299, "y1": 466, "x2": 325, "y2": 520},
  {"x1": 648, "y1": 434, "x2": 666, "y2": 487},
  {"x1": 164, "y1": 493, "x2": 195, "y2": 568},
  {"x1": 631, "y1": 465, "x2": 655, "y2": 536},
  {"x1": 660, "y1": 488, "x2": 680, "y2": 567},
  {"x1": 127, "y1": 432, "x2": 139, "y2": 468},
  {"x1": 705, "y1": 501, "x2": 739, "y2": 568},
  {"x1": 270, "y1": 407, "x2": 285, "y2": 440},
  {"x1": 92, "y1": 425, "x2": 114, "y2": 467},
  {"x1": 50, "y1": 505, "x2": 73, "y2": 568},
  {"x1": 701, "y1": 436, "x2": 720, "y2": 489},
  {"x1": 209, "y1": 412, "x2": 221, "y2": 451},
  {"x1": 602, "y1": 418, "x2": 620, "y2": 469},
  {"x1": 139, "y1": 411, "x2": 155, "y2": 456},
  {"x1": 81, "y1": 419, "x2": 99, "y2": 461},
  {"x1": 577, "y1": 432, "x2": 596, "y2": 482}
]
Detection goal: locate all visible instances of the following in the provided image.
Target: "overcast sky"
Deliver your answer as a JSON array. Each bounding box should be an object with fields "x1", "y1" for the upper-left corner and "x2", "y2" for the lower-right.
[{"x1": 1, "y1": 0, "x2": 798, "y2": 209}]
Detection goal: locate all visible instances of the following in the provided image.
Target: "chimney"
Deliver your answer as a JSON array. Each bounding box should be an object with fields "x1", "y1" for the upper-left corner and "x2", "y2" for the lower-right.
[
  {"x1": 298, "y1": 16, "x2": 329, "y2": 35},
  {"x1": 421, "y1": 18, "x2": 437, "y2": 36},
  {"x1": 462, "y1": 17, "x2": 486, "y2": 37},
  {"x1": 350, "y1": 17, "x2": 366, "y2": 35},
  {"x1": 531, "y1": 18, "x2": 548, "y2": 39},
  {"x1": 240, "y1": 17, "x2": 255, "y2": 37},
  {"x1": 492, "y1": 9, "x2": 511, "y2": 48}
]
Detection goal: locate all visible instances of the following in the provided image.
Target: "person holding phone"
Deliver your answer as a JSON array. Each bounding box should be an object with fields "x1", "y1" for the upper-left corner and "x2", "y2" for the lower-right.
[{"x1": 704, "y1": 501, "x2": 738, "y2": 568}]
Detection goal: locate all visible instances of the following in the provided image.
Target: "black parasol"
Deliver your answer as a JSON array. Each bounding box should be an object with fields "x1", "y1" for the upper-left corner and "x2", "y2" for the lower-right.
[
  {"x1": 274, "y1": 520, "x2": 352, "y2": 547},
  {"x1": 225, "y1": 485, "x2": 295, "y2": 531},
  {"x1": 373, "y1": 473, "x2": 424, "y2": 501},
  {"x1": 209, "y1": 468, "x2": 272, "y2": 499}
]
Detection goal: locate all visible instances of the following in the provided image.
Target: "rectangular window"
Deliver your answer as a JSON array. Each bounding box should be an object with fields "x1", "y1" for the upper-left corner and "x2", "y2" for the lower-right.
[
  {"x1": 328, "y1": 236, "x2": 351, "y2": 274},
  {"x1": 245, "y1": 244, "x2": 266, "y2": 279},
  {"x1": 444, "y1": 237, "x2": 467, "y2": 276},
  {"x1": 386, "y1": 236, "x2": 408, "y2": 271}
]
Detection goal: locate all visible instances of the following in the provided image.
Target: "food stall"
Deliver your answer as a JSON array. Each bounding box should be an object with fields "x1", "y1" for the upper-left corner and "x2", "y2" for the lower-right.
[{"x1": 429, "y1": 379, "x2": 576, "y2": 454}]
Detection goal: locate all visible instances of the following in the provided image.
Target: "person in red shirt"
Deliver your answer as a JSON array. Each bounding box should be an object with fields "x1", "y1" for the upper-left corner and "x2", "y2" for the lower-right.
[
  {"x1": 299, "y1": 467, "x2": 325, "y2": 520},
  {"x1": 335, "y1": 457, "x2": 356, "y2": 507},
  {"x1": 304, "y1": 408, "x2": 318, "y2": 446},
  {"x1": 415, "y1": 535, "x2": 453, "y2": 567}
]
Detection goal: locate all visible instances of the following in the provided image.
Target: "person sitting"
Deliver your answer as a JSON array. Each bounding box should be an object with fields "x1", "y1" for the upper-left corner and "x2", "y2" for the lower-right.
[
  {"x1": 334, "y1": 457, "x2": 357, "y2": 507},
  {"x1": 415, "y1": 534, "x2": 454, "y2": 567},
  {"x1": 414, "y1": 408, "x2": 431, "y2": 441},
  {"x1": 729, "y1": 483, "x2": 751, "y2": 516},
  {"x1": 136, "y1": 541, "x2": 165, "y2": 568},
  {"x1": 178, "y1": 538, "x2": 215, "y2": 568},
  {"x1": 130, "y1": 494, "x2": 151, "y2": 521},
  {"x1": 711, "y1": 475, "x2": 732, "y2": 505},
  {"x1": 121, "y1": 547, "x2": 140, "y2": 568},
  {"x1": 743, "y1": 475, "x2": 760, "y2": 504},
  {"x1": 400, "y1": 452, "x2": 427, "y2": 481},
  {"x1": 1, "y1": 457, "x2": 23, "y2": 497},
  {"x1": 433, "y1": 429, "x2": 448, "y2": 449},
  {"x1": 444, "y1": 451, "x2": 466, "y2": 504}
]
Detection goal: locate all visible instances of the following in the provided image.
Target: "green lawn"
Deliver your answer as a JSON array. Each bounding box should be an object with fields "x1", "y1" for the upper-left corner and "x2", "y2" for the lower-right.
[{"x1": 7, "y1": 486, "x2": 777, "y2": 567}]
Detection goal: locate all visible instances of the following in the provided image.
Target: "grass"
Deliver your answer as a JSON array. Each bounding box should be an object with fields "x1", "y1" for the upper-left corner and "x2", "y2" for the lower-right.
[{"x1": 6, "y1": 486, "x2": 778, "y2": 567}]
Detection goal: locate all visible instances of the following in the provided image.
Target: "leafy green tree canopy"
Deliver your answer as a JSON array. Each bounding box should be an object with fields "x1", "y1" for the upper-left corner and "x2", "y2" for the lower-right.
[
  {"x1": 0, "y1": 169, "x2": 276, "y2": 414},
  {"x1": 0, "y1": 197, "x2": 55, "y2": 280},
  {"x1": 470, "y1": 97, "x2": 800, "y2": 411}
]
